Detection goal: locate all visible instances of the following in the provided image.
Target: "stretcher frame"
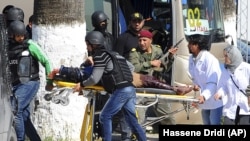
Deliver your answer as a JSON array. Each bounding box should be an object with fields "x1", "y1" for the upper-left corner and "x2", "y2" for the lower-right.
[{"x1": 45, "y1": 81, "x2": 198, "y2": 141}]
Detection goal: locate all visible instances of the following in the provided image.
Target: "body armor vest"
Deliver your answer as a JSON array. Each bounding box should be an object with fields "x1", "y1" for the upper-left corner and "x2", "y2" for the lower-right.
[
  {"x1": 8, "y1": 40, "x2": 39, "y2": 85},
  {"x1": 101, "y1": 50, "x2": 133, "y2": 93}
]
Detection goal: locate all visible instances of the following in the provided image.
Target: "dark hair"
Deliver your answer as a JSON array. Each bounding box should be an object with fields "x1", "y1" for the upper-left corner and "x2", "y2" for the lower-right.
[
  {"x1": 187, "y1": 34, "x2": 211, "y2": 50},
  {"x1": 29, "y1": 15, "x2": 34, "y2": 23}
]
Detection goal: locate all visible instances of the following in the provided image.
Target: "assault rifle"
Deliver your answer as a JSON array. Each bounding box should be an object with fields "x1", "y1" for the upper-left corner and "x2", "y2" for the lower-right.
[{"x1": 158, "y1": 38, "x2": 184, "y2": 60}]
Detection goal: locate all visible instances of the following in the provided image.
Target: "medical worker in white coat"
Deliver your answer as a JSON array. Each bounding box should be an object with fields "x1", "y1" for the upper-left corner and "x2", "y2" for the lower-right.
[
  {"x1": 187, "y1": 34, "x2": 223, "y2": 125},
  {"x1": 215, "y1": 45, "x2": 250, "y2": 125}
]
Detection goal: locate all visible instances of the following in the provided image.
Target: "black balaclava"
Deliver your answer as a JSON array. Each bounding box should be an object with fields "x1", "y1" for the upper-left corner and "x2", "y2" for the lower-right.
[{"x1": 94, "y1": 20, "x2": 107, "y2": 35}]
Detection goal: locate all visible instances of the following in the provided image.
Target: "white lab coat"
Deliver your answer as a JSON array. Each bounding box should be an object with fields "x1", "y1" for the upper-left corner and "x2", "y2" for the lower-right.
[
  {"x1": 189, "y1": 50, "x2": 223, "y2": 109},
  {"x1": 217, "y1": 62, "x2": 250, "y2": 120}
]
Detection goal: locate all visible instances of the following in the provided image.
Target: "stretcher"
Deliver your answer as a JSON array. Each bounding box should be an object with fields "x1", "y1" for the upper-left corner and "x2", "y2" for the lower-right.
[
  {"x1": 44, "y1": 80, "x2": 198, "y2": 141},
  {"x1": 135, "y1": 88, "x2": 199, "y2": 128}
]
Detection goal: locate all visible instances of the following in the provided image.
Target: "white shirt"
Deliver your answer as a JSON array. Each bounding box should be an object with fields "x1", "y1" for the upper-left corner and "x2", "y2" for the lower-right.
[
  {"x1": 189, "y1": 50, "x2": 223, "y2": 109},
  {"x1": 218, "y1": 62, "x2": 250, "y2": 120}
]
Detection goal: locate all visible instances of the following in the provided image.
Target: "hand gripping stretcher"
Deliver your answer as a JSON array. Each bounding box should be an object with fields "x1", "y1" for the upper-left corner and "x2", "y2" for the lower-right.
[{"x1": 44, "y1": 80, "x2": 199, "y2": 141}]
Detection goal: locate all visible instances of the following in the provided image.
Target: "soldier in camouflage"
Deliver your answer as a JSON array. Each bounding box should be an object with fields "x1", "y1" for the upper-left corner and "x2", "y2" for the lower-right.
[
  {"x1": 129, "y1": 30, "x2": 177, "y2": 82},
  {"x1": 128, "y1": 29, "x2": 178, "y2": 128}
]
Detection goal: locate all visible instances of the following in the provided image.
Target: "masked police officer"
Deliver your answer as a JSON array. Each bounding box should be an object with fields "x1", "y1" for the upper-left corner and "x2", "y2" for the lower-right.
[
  {"x1": 91, "y1": 11, "x2": 134, "y2": 141},
  {"x1": 49, "y1": 31, "x2": 147, "y2": 141},
  {"x1": 91, "y1": 11, "x2": 114, "y2": 51}
]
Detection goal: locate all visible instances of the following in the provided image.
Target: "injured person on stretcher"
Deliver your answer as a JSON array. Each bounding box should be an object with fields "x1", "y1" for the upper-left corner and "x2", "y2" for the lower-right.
[
  {"x1": 47, "y1": 63, "x2": 196, "y2": 135},
  {"x1": 132, "y1": 72, "x2": 192, "y2": 95},
  {"x1": 48, "y1": 63, "x2": 193, "y2": 95}
]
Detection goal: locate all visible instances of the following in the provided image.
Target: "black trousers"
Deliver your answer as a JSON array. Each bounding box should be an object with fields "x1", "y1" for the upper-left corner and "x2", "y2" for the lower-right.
[{"x1": 223, "y1": 115, "x2": 250, "y2": 125}]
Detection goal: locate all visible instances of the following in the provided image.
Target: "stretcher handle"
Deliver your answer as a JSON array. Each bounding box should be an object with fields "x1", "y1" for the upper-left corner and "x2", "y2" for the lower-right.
[
  {"x1": 136, "y1": 95, "x2": 159, "y2": 108},
  {"x1": 53, "y1": 81, "x2": 104, "y2": 90}
]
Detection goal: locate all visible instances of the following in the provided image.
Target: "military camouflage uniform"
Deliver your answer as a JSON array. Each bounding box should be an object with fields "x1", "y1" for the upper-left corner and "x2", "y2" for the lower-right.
[
  {"x1": 129, "y1": 44, "x2": 174, "y2": 82},
  {"x1": 129, "y1": 44, "x2": 176, "y2": 126}
]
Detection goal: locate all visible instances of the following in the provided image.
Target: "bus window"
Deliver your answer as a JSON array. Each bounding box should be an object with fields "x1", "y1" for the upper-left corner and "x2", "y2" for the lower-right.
[
  {"x1": 150, "y1": 0, "x2": 173, "y2": 52},
  {"x1": 182, "y1": 0, "x2": 225, "y2": 46}
]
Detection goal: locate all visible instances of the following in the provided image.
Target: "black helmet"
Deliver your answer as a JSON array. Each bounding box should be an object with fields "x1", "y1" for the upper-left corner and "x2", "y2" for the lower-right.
[
  {"x1": 91, "y1": 11, "x2": 109, "y2": 27},
  {"x1": 8, "y1": 20, "x2": 26, "y2": 36},
  {"x1": 6, "y1": 7, "x2": 24, "y2": 22},
  {"x1": 85, "y1": 31, "x2": 104, "y2": 47},
  {"x1": 2, "y1": 5, "x2": 14, "y2": 15}
]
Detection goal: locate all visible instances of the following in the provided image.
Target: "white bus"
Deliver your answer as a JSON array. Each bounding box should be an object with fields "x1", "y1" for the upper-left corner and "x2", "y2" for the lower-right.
[{"x1": 85, "y1": 0, "x2": 228, "y2": 87}]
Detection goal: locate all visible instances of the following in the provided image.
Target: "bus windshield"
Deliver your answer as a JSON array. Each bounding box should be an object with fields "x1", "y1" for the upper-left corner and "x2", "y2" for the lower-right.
[{"x1": 182, "y1": 0, "x2": 225, "y2": 42}]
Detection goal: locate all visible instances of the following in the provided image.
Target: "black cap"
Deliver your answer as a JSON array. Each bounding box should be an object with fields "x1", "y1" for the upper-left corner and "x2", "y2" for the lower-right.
[{"x1": 130, "y1": 12, "x2": 143, "y2": 21}]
